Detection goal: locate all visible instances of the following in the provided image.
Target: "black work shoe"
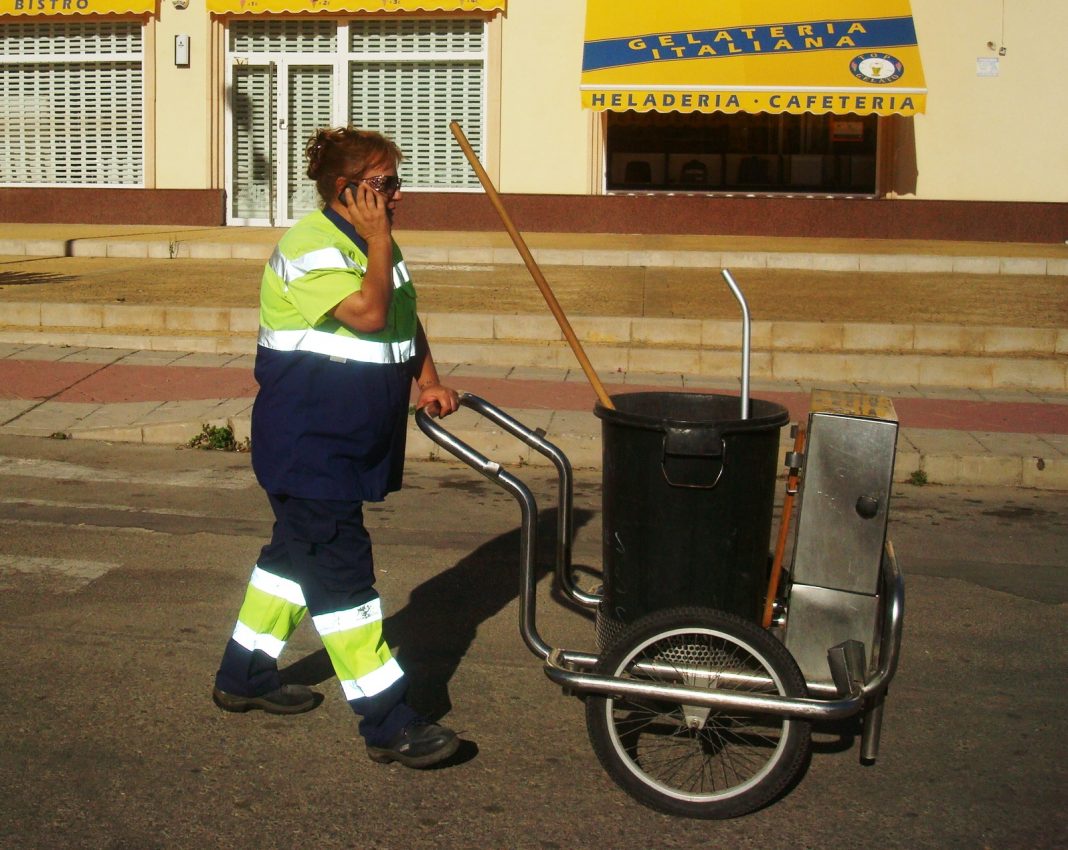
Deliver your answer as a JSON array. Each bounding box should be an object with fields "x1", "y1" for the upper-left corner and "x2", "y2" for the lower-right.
[
  {"x1": 212, "y1": 684, "x2": 317, "y2": 715},
  {"x1": 366, "y1": 720, "x2": 459, "y2": 769}
]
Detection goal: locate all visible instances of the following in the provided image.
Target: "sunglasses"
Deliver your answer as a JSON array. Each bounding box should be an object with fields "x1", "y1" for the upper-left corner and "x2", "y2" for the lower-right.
[{"x1": 361, "y1": 174, "x2": 403, "y2": 198}]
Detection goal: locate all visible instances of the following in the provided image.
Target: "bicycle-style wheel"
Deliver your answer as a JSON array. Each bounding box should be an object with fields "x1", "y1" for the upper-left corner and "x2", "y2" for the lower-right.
[{"x1": 585, "y1": 606, "x2": 811, "y2": 819}]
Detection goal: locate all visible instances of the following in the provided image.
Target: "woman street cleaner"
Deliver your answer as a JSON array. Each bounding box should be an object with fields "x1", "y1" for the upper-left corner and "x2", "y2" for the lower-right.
[{"x1": 212, "y1": 127, "x2": 462, "y2": 769}]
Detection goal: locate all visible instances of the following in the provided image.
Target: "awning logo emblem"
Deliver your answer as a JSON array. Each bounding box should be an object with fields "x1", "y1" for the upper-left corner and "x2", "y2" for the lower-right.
[{"x1": 851, "y1": 52, "x2": 904, "y2": 84}]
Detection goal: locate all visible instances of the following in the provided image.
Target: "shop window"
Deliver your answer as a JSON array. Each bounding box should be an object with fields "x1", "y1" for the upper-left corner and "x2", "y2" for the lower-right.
[
  {"x1": 0, "y1": 21, "x2": 143, "y2": 186},
  {"x1": 605, "y1": 111, "x2": 878, "y2": 195}
]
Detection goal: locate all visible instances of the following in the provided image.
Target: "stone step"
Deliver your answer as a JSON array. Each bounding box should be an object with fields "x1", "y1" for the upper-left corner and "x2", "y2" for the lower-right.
[
  {"x1": 2, "y1": 302, "x2": 1063, "y2": 356},
  {"x1": 0, "y1": 302, "x2": 1064, "y2": 391},
  {"x1": 423, "y1": 313, "x2": 1067, "y2": 357},
  {"x1": 2, "y1": 234, "x2": 1066, "y2": 276},
  {"x1": 428, "y1": 341, "x2": 1065, "y2": 392}
]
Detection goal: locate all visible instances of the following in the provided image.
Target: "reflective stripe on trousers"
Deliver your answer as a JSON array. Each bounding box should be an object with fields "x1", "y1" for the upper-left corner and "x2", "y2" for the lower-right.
[
  {"x1": 230, "y1": 564, "x2": 404, "y2": 701},
  {"x1": 231, "y1": 566, "x2": 307, "y2": 659}
]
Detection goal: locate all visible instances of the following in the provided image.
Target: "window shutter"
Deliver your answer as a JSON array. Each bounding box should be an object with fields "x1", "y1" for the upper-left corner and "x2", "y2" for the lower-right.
[
  {"x1": 0, "y1": 22, "x2": 143, "y2": 186},
  {"x1": 229, "y1": 19, "x2": 337, "y2": 54},
  {"x1": 348, "y1": 19, "x2": 485, "y2": 189}
]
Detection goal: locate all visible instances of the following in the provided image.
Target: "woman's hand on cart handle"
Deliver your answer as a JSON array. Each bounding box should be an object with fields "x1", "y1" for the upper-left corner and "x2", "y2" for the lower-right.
[{"x1": 416, "y1": 382, "x2": 460, "y2": 418}]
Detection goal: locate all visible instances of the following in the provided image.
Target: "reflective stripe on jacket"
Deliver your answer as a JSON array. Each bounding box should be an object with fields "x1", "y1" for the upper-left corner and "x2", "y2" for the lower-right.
[{"x1": 258, "y1": 209, "x2": 417, "y2": 365}]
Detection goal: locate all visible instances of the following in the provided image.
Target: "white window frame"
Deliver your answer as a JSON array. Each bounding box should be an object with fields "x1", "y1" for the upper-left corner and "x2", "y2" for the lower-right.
[
  {"x1": 225, "y1": 53, "x2": 340, "y2": 226},
  {"x1": 224, "y1": 16, "x2": 489, "y2": 226}
]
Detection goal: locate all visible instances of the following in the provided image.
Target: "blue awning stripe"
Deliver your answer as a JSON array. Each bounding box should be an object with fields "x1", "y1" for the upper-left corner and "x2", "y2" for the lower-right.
[{"x1": 582, "y1": 16, "x2": 919, "y2": 73}]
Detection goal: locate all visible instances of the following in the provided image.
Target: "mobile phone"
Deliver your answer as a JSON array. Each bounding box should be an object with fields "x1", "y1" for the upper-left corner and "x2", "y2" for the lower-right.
[{"x1": 338, "y1": 181, "x2": 358, "y2": 204}]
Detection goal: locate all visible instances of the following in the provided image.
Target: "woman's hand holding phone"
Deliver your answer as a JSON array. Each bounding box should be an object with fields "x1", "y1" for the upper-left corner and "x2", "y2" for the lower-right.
[{"x1": 339, "y1": 181, "x2": 390, "y2": 245}]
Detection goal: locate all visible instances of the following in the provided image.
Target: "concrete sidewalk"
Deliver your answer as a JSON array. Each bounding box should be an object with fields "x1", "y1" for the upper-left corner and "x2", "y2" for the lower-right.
[{"x1": 1, "y1": 341, "x2": 1065, "y2": 490}]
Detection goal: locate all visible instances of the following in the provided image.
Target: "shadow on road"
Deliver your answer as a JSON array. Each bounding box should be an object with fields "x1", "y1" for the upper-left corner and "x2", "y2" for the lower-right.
[{"x1": 279, "y1": 506, "x2": 595, "y2": 721}]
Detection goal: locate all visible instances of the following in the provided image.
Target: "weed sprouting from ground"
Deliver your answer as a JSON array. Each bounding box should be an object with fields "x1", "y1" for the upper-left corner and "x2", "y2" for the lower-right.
[{"x1": 188, "y1": 423, "x2": 249, "y2": 452}]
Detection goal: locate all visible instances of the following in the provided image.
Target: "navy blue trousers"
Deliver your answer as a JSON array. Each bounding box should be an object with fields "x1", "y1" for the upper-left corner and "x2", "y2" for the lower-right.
[{"x1": 216, "y1": 494, "x2": 416, "y2": 746}]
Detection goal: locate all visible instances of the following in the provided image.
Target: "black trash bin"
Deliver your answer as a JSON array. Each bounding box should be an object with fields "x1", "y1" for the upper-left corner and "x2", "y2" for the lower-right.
[{"x1": 594, "y1": 392, "x2": 789, "y2": 645}]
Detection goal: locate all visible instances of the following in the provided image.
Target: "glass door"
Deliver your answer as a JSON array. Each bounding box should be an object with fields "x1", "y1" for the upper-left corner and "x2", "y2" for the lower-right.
[
  {"x1": 228, "y1": 56, "x2": 334, "y2": 226},
  {"x1": 229, "y1": 58, "x2": 276, "y2": 224},
  {"x1": 283, "y1": 63, "x2": 333, "y2": 221}
]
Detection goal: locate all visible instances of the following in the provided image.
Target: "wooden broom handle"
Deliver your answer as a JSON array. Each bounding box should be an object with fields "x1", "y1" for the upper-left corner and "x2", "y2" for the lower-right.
[{"x1": 449, "y1": 121, "x2": 615, "y2": 410}]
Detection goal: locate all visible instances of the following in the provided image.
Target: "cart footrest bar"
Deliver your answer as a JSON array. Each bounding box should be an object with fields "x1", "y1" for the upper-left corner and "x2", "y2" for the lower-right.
[{"x1": 545, "y1": 649, "x2": 863, "y2": 721}]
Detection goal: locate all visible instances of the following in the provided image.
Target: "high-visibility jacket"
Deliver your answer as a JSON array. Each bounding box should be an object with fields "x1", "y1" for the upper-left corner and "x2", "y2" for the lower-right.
[{"x1": 250, "y1": 208, "x2": 419, "y2": 501}]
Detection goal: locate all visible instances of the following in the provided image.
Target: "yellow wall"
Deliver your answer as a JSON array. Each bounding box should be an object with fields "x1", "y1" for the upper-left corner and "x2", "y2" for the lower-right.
[
  {"x1": 150, "y1": 0, "x2": 214, "y2": 189},
  {"x1": 138, "y1": 0, "x2": 1068, "y2": 201},
  {"x1": 497, "y1": 0, "x2": 590, "y2": 194},
  {"x1": 909, "y1": 0, "x2": 1068, "y2": 202},
  {"x1": 496, "y1": 0, "x2": 1068, "y2": 202}
]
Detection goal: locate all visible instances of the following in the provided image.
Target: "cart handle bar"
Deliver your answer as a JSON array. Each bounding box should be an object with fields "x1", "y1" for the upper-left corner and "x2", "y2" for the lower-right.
[{"x1": 416, "y1": 395, "x2": 601, "y2": 659}]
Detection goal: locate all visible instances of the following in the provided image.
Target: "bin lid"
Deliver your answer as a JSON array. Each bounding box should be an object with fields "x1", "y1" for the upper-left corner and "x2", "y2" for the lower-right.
[{"x1": 595, "y1": 391, "x2": 789, "y2": 435}]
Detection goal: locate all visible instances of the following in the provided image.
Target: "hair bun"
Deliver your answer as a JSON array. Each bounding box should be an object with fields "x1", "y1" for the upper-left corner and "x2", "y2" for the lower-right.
[{"x1": 305, "y1": 130, "x2": 332, "y2": 180}]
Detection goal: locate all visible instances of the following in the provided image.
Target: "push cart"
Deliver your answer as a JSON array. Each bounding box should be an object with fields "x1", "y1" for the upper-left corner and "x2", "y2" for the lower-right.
[{"x1": 416, "y1": 385, "x2": 904, "y2": 819}]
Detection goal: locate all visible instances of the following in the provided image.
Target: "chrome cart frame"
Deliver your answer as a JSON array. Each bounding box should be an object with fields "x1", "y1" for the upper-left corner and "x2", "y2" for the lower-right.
[{"x1": 416, "y1": 392, "x2": 904, "y2": 818}]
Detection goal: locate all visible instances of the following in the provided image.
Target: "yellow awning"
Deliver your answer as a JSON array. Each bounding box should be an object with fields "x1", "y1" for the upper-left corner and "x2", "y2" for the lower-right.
[
  {"x1": 206, "y1": 0, "x2": 503, "y2": 14},
  {"x1": 1, "y1": 0, "x2": 154, "y2": 14},
  {"x1": 582, "y1": 0, "x2": 927, "y2": 116}
]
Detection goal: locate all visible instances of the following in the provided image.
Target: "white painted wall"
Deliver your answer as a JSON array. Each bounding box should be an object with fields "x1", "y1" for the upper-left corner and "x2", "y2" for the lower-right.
[{"x1": 497, "y1": 0, "x2": 590, "y2": 194}]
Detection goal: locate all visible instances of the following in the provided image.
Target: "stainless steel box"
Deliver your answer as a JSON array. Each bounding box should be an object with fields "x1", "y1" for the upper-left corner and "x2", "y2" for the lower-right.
[
  {"x1": 790, "y1": 391, "x2": 898, "y2": 595},
  {"x1": 784, "y1": 585, "x2": 880, "y2": 685},
  {"x1": 784, "y1": 390, "x2": 898, "y2": 685}
]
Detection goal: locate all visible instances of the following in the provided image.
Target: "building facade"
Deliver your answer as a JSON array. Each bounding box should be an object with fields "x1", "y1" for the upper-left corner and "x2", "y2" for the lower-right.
[{"x1": 0, "y1": 0, "x2": 1065, "y2": 241}]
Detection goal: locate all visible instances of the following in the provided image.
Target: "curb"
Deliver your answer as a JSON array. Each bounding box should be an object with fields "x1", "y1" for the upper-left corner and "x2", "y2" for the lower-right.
[{"x1": 53, "y1": 414, "x2": 1068, "y2": 491}]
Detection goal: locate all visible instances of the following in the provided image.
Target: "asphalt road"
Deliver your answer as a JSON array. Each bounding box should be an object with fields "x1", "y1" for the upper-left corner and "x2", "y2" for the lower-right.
[{"x1": 0, "y1": 434, "x2": 1065, "y2": 849}]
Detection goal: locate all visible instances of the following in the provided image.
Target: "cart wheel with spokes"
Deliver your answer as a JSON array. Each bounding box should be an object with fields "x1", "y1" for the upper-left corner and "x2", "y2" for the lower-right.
[{"x1": 585, "y1": 606, "x2": 812, "y2": 819}]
